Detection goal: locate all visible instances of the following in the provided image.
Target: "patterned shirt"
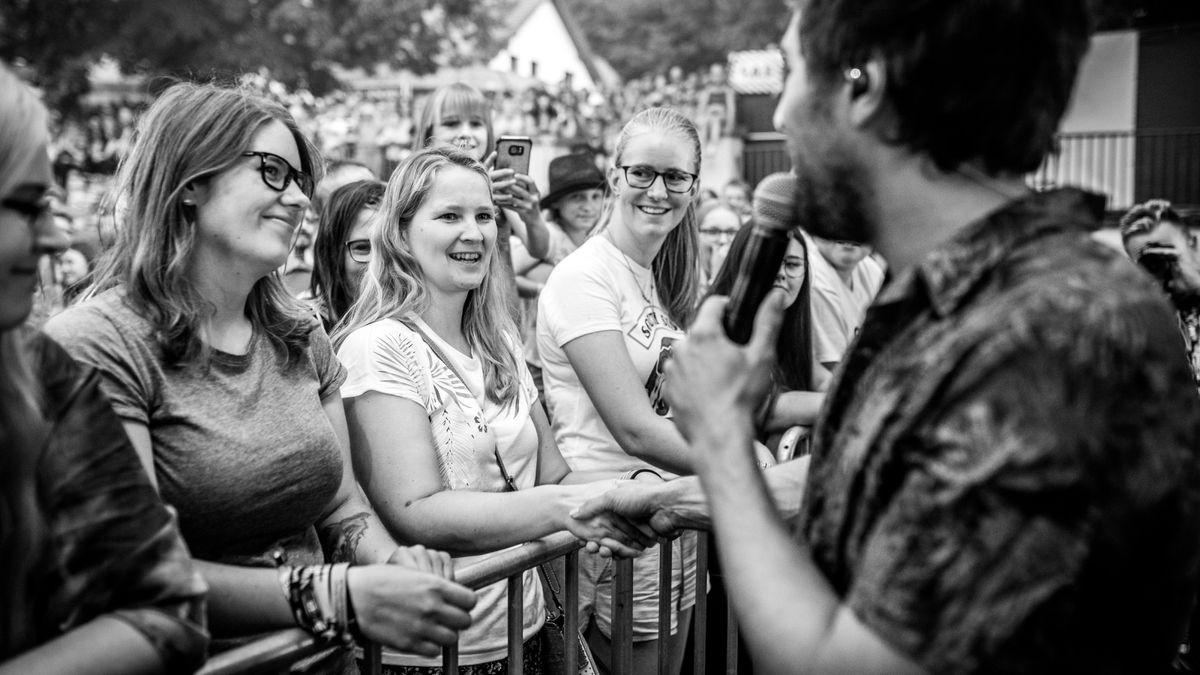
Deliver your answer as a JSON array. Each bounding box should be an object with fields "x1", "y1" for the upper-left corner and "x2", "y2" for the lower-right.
[
  {"x1": 802, "y1": 189, "x2": 1200, "y2": 674},
  {"x1": 11, "y1": 332, "x2": 208, "y2": 671}
]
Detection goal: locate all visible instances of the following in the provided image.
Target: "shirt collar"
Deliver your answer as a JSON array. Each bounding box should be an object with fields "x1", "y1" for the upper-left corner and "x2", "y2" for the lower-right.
[{"x1": 875, "y1": 188, "x2": 1106, "y2": 317}]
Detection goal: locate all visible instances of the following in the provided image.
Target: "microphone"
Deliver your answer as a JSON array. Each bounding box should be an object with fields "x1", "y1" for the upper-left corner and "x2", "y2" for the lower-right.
[{"x1": 721, "y1": 172, "x2": 798, "y2": 344}]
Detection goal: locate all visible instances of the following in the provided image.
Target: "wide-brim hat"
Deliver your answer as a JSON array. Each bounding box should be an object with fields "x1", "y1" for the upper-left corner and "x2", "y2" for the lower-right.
[{"x1": 540, "y1": 153, "x2": 606, "y2": 210}]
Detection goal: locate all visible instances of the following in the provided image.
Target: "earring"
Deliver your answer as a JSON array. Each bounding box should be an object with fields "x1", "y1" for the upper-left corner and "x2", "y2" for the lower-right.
[
  {"x1": 844, "y1": 67, "x2": 868, "y2": 97},
  {"x1": 182, "y1": 199, "x2": 195, "y2": 206}
]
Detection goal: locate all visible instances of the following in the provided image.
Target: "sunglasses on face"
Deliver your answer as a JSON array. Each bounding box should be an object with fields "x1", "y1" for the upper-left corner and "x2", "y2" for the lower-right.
[{"x1": 242, "y1": 151, "x2": 314, "y2": 199}]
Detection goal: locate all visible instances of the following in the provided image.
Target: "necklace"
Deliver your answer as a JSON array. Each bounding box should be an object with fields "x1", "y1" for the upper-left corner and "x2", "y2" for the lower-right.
[{"x1": 604, "y1": 230, "x2": 656, "y2": 307}]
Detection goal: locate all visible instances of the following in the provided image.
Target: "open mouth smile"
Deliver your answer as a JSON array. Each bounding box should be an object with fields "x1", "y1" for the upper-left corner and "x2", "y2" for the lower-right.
[
  {"x1": 449, "y1": 252, "x2": 483, "y2": 263},
  {"x1": 636, "y1": 205, "x2": 670, "y2": 216}
]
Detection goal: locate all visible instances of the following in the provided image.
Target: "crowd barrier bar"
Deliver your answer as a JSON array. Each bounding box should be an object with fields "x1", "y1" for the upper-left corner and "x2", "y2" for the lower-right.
[{"x1": 198, "y1": 530, "x2": 738, "y2": 675}]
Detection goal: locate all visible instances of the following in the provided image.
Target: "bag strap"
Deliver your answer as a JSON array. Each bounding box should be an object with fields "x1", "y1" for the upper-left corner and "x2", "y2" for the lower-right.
[{"x1": 403, "y1": 318, "x2": 520, "y2": 493}]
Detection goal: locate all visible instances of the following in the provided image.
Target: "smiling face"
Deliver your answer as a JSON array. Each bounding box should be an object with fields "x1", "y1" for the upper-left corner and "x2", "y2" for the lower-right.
[
  {"x1": 431, "y1": 107, "x2": 489, "y2": 161},
  {"x1": 189, "y1": 119, "x2": 311, "y2": 279},
  {"x1": 609, "y1": 131, "x2": 699, "y2": 248},
  {"x1": 0, "y1": 145, "x2": 68, "y2": 329},
  {"x1": 406, "y1": 165, "x2": 497, "y2": 301}
]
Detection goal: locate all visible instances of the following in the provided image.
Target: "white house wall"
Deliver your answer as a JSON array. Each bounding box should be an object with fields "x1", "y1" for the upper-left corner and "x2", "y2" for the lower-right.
[{"x1": 488, "y1": 0, "x2": 596, "y2": 90}]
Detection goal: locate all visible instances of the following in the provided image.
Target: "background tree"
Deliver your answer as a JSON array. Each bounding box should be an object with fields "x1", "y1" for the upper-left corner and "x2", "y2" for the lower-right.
[
  {"x1": 562, "y1": 0, "x2": 1200, "y2": 81},
  {"x1": 0, "y1": 0, "x2": 499, "y2": 111}
]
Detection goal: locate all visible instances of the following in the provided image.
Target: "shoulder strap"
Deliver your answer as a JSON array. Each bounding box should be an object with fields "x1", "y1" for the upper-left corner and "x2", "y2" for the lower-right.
[{"x1": 403, "y1": 319, "x2": 519, "y2": 492}]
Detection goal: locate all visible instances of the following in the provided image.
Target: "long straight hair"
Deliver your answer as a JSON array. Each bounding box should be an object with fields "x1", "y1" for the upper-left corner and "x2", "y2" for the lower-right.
[
  {"x1": 706, "y1": 227, "x2": 814, "y2": 392},
  {"x1": 310, "y1": 179, "x2": 385, "y2": 327},
  {"x1": 86, "y1": 82, "x2": 325, "y2": 367},
  {"x1": 333, "y1": 148, "x2": 522, "y2": 406},
  {"x1": 0, "y1": 63, "x2": 50, "y2": 655},
  {"x1": 599, "y1": 107, "x2": 702, "y2": 328}
]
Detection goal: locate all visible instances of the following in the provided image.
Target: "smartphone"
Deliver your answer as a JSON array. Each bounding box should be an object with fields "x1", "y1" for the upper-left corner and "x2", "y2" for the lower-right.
[{"x1": 495, "y1": 135, "x2": 533, "y2": 175}]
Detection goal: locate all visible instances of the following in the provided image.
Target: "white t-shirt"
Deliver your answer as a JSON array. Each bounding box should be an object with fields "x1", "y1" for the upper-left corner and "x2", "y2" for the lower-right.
[
  {"x1": 512, "y1": 222, "x2": 583, "y2": 368},
  {"x1": 337, "y1": 316, "x2": 543, "y2": 666},
  {"x1": 805, "y1": 232, "x2": 886, "y2": 366},
  {"x1": 537, "y1": 235, "x2": 685, "y2": 478}
]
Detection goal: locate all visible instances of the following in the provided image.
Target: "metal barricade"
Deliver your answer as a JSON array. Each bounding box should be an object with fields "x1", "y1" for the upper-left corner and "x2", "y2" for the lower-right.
[{"x1": 198, "y1": 530, "x2": 738, "y2": 675}]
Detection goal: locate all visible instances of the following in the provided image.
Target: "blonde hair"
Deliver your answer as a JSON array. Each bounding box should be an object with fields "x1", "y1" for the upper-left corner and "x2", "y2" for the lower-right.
[
  {"x1": 333, "y1": 147, "x2": 522, "y2": 406},
  {"x1": 602, "y1": 107, "x2": 702, "y2": 327},
  {"x1": 413, "y1": 83, "x2": 496, "y2": 156},
  {"x1": 0, "y1": 63, "x2": 49, "y2": 653},
  {"x1": 86, "y1": 81, "x2": 325, "y2": 366}
]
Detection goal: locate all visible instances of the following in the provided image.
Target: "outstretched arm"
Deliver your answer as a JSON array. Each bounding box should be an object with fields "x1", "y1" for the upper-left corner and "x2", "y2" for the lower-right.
[{"x1": 664, "y1": 293, "x2": 924, "y2": 675}]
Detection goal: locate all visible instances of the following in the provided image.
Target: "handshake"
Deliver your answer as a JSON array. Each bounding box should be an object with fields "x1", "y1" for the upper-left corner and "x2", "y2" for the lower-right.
[{"x1": 565, "y1": 474, "x2": 711, "y2": 557}]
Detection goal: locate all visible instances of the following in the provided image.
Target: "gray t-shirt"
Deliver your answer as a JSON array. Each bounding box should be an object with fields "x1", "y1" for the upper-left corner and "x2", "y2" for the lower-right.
[{"x1": 44, "y1": 289, "x2": 348, "y2": 566}]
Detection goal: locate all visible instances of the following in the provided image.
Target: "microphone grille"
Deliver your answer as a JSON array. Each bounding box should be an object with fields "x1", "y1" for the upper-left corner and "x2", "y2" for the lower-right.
[{"x1": 752, "y1": 172, "x2": 799, "y2": 233}]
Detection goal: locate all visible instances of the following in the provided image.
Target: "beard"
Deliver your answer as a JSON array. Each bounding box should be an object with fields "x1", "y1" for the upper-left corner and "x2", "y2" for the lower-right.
[{"x1": 786, "y1": 99, "x2": 876, "y2": 246}]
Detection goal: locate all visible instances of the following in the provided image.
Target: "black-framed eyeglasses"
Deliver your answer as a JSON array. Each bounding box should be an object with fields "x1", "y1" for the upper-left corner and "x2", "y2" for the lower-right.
[
  {"x1": 345, "y1": 239, "x2": 371, "y2": 263},
  {"x1": 242, "y1": 151, "x2": 314, "y2": 199},
  {"x1": 618, "y1": 165, "x2": 697, "y2": 193},
  {"x1": 1, "y1": 197, "x2": 52, "y2": 232}
]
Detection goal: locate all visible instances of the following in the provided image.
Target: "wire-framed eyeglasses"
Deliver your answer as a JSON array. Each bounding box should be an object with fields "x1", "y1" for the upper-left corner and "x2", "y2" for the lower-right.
[
  {"x1": 618, "y1": 165, "x2": 697, "y2": 193},
  {"x1": 345, "y1": 239, "x2": 371, "y2": 263},
  {"x1": 242, "y1": 151, "x2": 314, "y2": 199}
]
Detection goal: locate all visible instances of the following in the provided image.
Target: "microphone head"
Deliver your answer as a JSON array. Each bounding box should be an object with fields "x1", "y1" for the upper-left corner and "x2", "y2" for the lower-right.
[{"x1": 752, "y1": 172, "x2": 799, "y2": 234}]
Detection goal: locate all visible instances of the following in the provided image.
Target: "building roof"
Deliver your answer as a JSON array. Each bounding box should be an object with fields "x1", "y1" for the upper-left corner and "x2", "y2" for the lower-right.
[{"x1": 494, "y1": 0, "x2": 618, "y2": 89}]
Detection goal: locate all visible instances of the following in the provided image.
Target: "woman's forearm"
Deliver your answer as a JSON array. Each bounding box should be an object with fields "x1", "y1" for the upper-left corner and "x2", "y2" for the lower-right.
[
  {"x1": 377, "y1": 486, "x2": 576, "y2": 555},
  {"x1": 764, "y1": 390, "x2": 825, "y2": 432},
  {"x1": 196, "y1": 560, "x2": 293, "y2": 637}
]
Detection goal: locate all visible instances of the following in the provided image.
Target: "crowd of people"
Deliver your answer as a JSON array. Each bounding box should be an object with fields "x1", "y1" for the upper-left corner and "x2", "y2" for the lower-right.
[{"x1": 6, "y1": 0, "x2": 1200, "y2": 674}]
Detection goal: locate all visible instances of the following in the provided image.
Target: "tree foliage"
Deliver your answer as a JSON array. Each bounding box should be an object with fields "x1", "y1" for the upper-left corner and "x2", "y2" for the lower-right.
[
  {"x1": 558, "y1": 0, "x2": 789, "y2": 80},
  {"x1": 0, "y1": 0, "x2": 499, "y2": 109}
]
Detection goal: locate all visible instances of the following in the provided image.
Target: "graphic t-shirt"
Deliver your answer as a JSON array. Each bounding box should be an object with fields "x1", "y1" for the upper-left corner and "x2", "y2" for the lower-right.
[
  {"x1": 537, "y1": 235, "x2": 685, "y2": 477},
  {"x1": 337, "y1": 317, "x2": 544, "y2": 666}
]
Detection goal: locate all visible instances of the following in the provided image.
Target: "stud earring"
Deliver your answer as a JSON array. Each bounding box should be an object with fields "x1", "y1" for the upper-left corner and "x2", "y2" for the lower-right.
[{"x1": 844, "y1": 67, "x2": 868, "y2": 97}]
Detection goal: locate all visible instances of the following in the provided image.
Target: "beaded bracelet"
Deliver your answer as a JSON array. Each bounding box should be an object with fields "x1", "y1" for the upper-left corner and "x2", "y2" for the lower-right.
[{"x1": 276, "y1": 563, "x2": 356, "y2": 645}]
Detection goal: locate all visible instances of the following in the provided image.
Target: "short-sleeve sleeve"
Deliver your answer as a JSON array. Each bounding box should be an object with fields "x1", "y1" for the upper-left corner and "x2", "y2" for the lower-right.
[
  {"x1": 809, "y1": 288, "x2": 850, "y2": 364},
  {"x1": 337, "y1": 322, "x2": 429, "y2": 408},
  {"x1": 841, "y1": 333, "x2": 1184, "y2": 674},
  {"x1": 43, "y1": 297, "x2": 160, "y2": 425},
  {"x1": 307, "y1": 322, "x2": 348, "y2": 400},
  {"x1": 539, "y1": 253, "x2": 622, "y2": 348}
]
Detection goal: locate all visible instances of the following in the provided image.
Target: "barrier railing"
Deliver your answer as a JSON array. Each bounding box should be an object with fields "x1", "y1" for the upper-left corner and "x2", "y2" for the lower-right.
[{"x1": 198, "y1": 530, "x2": 739, "y2": 675}]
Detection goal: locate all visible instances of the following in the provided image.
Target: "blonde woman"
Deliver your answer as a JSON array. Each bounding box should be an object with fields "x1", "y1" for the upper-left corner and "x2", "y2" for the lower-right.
[
  {"x1": 537, "y1": 107, "x2": 704, "y2": 674},
  {"x1": 334, "y1": 147, "x2": 653, "y2": 674}
]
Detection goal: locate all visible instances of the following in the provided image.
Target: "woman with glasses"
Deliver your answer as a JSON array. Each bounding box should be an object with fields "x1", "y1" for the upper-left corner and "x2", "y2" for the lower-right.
[
  {"x1": 536, "y1": 107, "x2": 709, "y2": 675},
  {"x1": 706, "y1": 226, "x2": 824, "y2": 450},
  {"x1": 44, "y1": 82, "x2": 475, "y2": 672},
  {"x1": 0, "y1": 63, "x2": 207, "y2": 675},
  {"x1": 308, "y1": 179, "x2": 385, "y2": 330}
]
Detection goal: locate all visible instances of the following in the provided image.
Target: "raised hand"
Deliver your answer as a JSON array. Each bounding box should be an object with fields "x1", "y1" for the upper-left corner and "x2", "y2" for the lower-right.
[{"x1": 347, "y1": 565, "x2": 476, "y2": 657}]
